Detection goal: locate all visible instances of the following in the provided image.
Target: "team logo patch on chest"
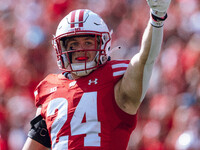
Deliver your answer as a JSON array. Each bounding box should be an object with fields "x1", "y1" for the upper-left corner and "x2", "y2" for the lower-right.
[{"x1": 69, "y1": 81, "x2": 77, "y2": 88}]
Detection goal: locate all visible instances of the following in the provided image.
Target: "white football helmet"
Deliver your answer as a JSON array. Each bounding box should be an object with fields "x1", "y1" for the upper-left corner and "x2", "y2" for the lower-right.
[{"x1": 52, "y1": 9, "x2": 112, "y2": 76}]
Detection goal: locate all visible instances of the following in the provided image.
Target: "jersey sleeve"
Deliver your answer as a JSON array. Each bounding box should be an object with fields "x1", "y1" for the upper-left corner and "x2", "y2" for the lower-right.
[
  {"x1": 110, "y1": 60, "x2": 130, "y2": 84},
  {"x1": 113, "y1": 96, "x2": 137, "y2": 128},
  {"x1": 109, "y1": 60, "x2": 137, "y2": 127}
]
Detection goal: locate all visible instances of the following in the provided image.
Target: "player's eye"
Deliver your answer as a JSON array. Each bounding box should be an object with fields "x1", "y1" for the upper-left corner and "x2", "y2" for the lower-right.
[
  {"x1": 68, "y1": 42, "x2": 79, "y2": 50},
  {"x1": 84, "y1": 39, "x2": 95, "y2": 47},
  {"x1": 85, "y1": 41, "x2": 93, "y2": 46}
]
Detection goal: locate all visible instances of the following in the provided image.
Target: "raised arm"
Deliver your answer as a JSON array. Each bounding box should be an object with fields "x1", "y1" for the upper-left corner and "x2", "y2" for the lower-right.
[{"x1": 115, "y1": 0, "x2": 171, "y2": 115}]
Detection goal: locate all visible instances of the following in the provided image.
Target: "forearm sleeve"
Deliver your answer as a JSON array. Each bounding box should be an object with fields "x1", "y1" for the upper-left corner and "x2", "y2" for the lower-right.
[{"x1": 140, "y1": 25, "x2": 163, "y2": 102}]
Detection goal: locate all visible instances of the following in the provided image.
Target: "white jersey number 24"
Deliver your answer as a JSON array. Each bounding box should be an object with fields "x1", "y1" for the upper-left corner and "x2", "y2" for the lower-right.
[{"x1": 46, "y1": 92, "x2": 101, "y2": 150}]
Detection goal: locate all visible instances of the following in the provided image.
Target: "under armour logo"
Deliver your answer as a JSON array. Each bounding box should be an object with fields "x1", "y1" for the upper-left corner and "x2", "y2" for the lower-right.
[{"x1": 88, "y1": 78, "x2": 98, "y2": 85}]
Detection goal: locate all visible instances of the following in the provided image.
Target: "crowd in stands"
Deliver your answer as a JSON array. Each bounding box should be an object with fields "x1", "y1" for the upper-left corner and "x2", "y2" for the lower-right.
[{"x1": 0, "y1": 0, "x2": 199, "y2": 149}]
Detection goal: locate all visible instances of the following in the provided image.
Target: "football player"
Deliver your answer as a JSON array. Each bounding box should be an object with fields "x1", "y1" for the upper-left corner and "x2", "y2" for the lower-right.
[{"x1": 22, "y1": 0, "x2": 171, "y2": 149}]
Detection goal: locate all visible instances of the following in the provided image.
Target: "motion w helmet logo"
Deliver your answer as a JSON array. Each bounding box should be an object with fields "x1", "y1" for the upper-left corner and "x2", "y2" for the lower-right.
[{"x1": 69, "y1": 9, "x2": 86, "y2": 28}]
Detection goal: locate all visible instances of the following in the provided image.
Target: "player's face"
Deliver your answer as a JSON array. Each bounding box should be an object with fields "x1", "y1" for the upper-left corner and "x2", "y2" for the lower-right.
[{"x1": 65, "y1": 36, "x2": 97, "y2": 63}]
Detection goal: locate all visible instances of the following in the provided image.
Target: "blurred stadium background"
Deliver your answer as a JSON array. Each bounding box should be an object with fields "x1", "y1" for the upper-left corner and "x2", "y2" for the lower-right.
[{"x1": 0, "y1": 0, "x2": 200, "y2": 150}]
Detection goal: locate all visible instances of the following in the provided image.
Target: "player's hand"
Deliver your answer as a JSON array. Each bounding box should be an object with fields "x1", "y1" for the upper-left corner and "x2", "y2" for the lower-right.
[{"x1": 146, "y1": 0, "x2": 171, "y2": 17}]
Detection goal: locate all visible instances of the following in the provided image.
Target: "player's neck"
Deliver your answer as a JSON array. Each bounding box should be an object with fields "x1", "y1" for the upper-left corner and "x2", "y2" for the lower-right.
[
  {"x1": 71, "y1": 73, "x2": 80, "y2": 80},
  {"x1": 63, "y1": 72, "x2": 80, "y2": 80}
]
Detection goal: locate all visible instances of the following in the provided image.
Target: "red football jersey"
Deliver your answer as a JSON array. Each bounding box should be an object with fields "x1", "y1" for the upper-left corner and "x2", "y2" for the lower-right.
[{"x1": 34, "y1": 60, "x2": 137, "y2": 150}]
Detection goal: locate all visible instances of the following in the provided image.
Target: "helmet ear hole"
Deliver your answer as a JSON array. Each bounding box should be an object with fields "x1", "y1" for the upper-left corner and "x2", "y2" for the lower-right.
[
  {"x1": 107, "y1": 56, "x2": 111, "y2": 61},
  {"x1": 101, "y1": 55, "x2": 107, "y2": 64}
]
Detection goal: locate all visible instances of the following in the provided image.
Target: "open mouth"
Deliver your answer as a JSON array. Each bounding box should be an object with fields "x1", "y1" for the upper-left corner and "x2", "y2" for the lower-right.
[{"x1": 75, "y1": 56, "x2": 89, "y2": 61}]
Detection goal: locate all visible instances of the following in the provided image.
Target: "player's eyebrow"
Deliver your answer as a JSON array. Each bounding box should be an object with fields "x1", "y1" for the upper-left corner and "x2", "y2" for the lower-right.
[
  {"x1": 69, "y1": 36, "x2": 95, "y2": 42},
  {"x1": 84, "y1": 37, "x2": 95, "y2": 40},
  {"x1": 68, "y1": 38, "x2": 76, "y2": 42}
]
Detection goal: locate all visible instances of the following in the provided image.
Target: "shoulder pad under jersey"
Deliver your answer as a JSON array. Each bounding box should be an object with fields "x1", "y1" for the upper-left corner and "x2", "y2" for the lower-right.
[{"x1": 34, "y1": 74, "x2": 60, "y2": 107}]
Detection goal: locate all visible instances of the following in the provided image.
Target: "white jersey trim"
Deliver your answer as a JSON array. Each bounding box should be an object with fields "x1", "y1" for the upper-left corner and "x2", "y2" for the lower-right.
[
  {"x1": 34, "y1": 90, "x2": 38, "y2": 97},
  {"x1": 112, "y1": 63, "x2": 129, "y2": 69},
  {"x1": 113, "y1": 70, "x2": 126, "y2": 77}
]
